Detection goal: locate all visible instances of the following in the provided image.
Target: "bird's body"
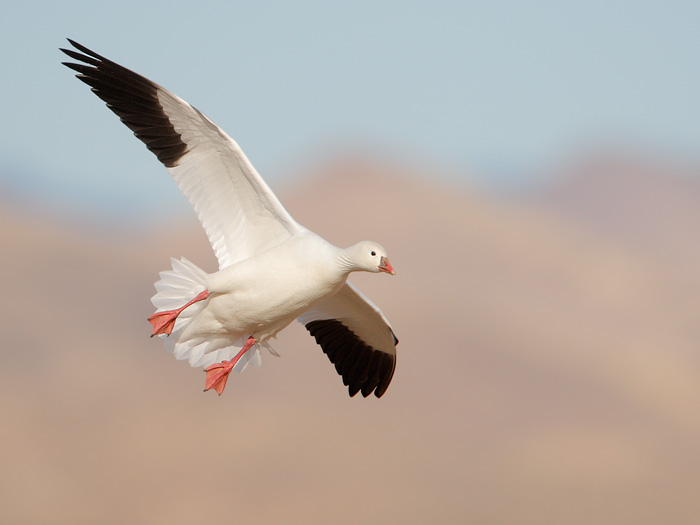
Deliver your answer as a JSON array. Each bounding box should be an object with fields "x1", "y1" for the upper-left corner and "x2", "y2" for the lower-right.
[
  {"x1": 61, "y1": 39, "x2": 398, "y2": 398},
  {"x1": 189, "y1": 234, "x2": 347, "y2": 344}
]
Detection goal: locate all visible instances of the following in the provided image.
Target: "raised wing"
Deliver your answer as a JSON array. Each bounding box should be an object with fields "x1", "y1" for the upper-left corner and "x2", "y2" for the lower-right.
[
  {"x1": 61, "y1": 39, "x2": 305, "y2": 269},
  {"x1": 299, "y1": 282, "x2": 398, "y2": 398}
]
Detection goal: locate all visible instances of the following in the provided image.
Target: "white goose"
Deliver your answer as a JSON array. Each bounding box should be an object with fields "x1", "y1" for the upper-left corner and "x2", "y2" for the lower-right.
[{"x1": 61, "y1": 40, "x2": 398, "y2": 398}]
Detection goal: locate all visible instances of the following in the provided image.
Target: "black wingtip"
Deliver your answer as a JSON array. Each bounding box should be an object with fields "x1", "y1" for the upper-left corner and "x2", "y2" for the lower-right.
[
  {"x1": 306, "y1": 319, "x2": 396, "y2": 399},
  {"x1": 63, "y1": 38, "x2": 104, "y2": 61},
  {"x1": 60, "y1": 39, "x2": 189, "y2": 169}
]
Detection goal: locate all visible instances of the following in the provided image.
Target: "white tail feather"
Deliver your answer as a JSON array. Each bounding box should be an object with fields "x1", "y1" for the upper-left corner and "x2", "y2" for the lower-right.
[{"x1": 150, "y1": 257, "x2": 269, "y2": 370}]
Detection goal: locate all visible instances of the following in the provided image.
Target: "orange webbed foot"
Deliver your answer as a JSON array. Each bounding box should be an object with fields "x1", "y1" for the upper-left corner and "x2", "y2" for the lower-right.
[
  {"x1": 147, "y1": 290, "x2": 210, "y2": 337},
  {"x1": 202, "y1": 337, "x2": 257, "y2": 395},
  {"x1": 204, "y1": 361, "x2": 235, "y2": 395}
]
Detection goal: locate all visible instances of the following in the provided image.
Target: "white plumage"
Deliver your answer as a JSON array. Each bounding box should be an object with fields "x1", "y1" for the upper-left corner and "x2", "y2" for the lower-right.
[{"x1": 62, "y1": 39, "x2": 398, "y2": 398}]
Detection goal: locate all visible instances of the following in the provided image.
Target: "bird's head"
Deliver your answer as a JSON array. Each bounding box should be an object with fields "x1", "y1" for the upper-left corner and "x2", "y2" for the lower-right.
[{"x1": 349, "y1": 241, "x2": 395, "y2": 275}]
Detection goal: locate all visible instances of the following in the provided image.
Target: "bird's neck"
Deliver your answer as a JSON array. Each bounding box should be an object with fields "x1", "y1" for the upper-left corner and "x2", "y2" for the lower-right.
[{"x1": 336, "y1": 248, "x2": 360, "y2": 275}]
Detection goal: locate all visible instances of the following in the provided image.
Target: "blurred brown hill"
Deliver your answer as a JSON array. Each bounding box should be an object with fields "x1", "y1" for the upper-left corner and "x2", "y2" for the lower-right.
[
  {"x1": 532, "y1": 153, "x2": 700, "y2": 265},
  {"x1": 2, "y1": 154, "x2": 700, "y2": 524}
]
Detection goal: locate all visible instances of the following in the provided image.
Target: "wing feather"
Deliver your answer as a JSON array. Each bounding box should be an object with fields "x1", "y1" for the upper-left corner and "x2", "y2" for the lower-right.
[
  {"x1": 299, "y1": 282, "x2": 398, "y2": 398},
  {"x1": 61, "y1": 39, "x2": 305, "y2": 269}
]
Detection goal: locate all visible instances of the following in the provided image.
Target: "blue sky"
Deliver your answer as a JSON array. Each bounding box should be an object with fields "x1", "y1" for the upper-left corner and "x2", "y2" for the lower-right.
[{"x1": 2, "y1": 0, "x2": 699, "y2": 218}]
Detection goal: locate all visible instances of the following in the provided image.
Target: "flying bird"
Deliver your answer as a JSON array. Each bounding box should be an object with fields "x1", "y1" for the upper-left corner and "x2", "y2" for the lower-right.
[{"x1": 61, "y1": 40, "x2": 398, "y2": 397}]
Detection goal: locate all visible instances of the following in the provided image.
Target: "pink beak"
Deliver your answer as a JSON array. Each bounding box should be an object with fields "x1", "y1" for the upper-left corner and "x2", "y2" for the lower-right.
[{"x1": 378, "y1": 256, "x2": 395, "y2": 275}]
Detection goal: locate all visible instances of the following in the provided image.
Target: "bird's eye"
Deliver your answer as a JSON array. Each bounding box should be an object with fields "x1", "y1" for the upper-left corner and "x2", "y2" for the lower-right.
[{"x1": 371, "y1": 251, "x2": 376, "y2": 256}]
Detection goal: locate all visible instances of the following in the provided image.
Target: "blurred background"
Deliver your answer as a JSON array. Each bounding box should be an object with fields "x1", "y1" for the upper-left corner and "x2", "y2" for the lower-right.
[{"x1": 2, "y1": 1, "x2": 700, "y2": 523}]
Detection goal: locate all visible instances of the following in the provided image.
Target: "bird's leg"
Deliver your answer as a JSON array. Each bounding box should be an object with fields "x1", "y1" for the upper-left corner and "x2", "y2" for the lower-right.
[
  {"x1": 204, "y1": 336, "x2": 257, "y2": 395},
  {"x1": 148, "y1": 290, "x2": 210, "y2": 337}
]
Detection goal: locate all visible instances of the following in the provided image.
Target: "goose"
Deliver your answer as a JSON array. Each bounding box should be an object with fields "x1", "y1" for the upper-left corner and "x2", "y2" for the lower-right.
[{"x1": 61, "y1": 39, "x2": 398, "y2": 398}]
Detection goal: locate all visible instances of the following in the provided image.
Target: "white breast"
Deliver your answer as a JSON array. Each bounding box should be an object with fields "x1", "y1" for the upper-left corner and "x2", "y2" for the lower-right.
[{"x1": 183, "y1": 235, "x2": 347, "y2": 342}]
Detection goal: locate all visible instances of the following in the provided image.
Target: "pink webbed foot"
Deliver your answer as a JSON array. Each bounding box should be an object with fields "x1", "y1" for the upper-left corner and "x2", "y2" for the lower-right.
[
  {"x1": 203, "y1": 337, "x2": 257, "y2": 395},
  {"x1": 148, "y1": 290, "x2": 210, "y2": 337},
  {"x1": 203, "y1": 360, "x2": 235, "y2": 395}
]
